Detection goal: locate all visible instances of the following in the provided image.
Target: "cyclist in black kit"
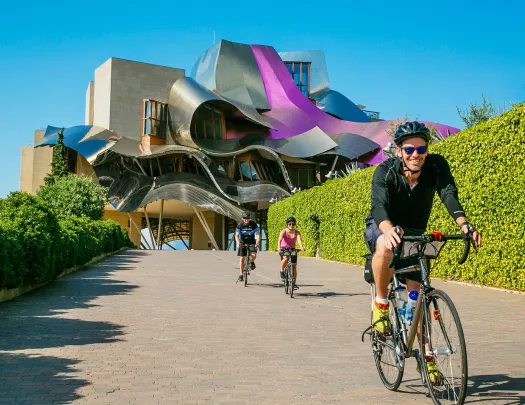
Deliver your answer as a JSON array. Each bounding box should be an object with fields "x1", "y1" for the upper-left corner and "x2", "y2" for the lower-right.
[
  {"x1": 235, "y1": 212, "x2": 260, "y2": 282},
  {"x1": 364, "y1": 121, "x2": 482, "y2": 381}
]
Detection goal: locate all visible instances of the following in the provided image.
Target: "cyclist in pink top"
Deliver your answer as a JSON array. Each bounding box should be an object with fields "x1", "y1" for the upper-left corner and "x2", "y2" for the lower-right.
[{"x1": 277, "y1": 216, "x2": 304, "y2": 289}]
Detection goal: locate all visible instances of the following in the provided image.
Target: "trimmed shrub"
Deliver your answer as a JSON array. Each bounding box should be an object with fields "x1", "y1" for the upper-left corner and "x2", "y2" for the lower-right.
[
  {"x1": 0, "y1": 192, "x2": 133, "y2": 290},
  {"x1": 269, "y1": 103, "x2": 525, "y2": 291},
  {"x1": 37, "y1": 174, "x2": 108, "y2": 221}
]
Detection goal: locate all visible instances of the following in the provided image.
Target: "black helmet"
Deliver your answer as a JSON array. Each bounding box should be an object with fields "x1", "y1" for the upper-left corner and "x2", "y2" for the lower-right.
[
  {"x1": 242, "y1": 211, "x2": 251, "y2": 219},
  {"x1": 285, "y1": 216, "x2": 296, "y2": 224},
  {"x1": 393, "y1": 121, "x2": 431, "y2": 145}
]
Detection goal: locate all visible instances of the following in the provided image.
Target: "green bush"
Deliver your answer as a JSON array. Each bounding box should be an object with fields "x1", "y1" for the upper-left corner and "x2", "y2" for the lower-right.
[
  {"x1": 269, "y1": 103, "x2": 525, "y2": 291},
  {"x1": 37, "y1": 174, "x2": 108, "y2": 221},
  {"x1": 0, "y1": 192, "x2": 133, "y2": 290}
]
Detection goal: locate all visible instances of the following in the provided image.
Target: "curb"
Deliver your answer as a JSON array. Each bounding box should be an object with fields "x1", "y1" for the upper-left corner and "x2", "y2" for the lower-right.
[{"x1": 0, "y1": 247, "x2": 129, "y2": 304}]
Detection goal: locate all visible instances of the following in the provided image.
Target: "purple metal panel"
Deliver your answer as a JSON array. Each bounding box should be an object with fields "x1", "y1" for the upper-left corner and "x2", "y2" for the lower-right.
[{"x1": 250, "y1": 45, "x2": 459, "y2": 164}]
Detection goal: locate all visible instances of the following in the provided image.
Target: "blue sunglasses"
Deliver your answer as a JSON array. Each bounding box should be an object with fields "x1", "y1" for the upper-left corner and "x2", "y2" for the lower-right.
[{"x1": 401, "y1": 145, "x2": 427, "y2": 155}]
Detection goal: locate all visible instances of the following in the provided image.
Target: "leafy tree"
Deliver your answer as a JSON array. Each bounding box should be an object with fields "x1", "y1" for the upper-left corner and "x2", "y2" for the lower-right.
[
  {"x1": 37, "y1": 174, "x2": 108, "y2": 221},
  {"x1": 456, "y1": 93, "x2": 502, "y2": 128},
  {"x1": 44, "y1": 128, "x2": 69, "y2": 186}
]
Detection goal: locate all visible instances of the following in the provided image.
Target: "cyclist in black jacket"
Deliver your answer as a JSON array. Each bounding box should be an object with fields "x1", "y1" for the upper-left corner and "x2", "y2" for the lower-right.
[
  {"x1": 365, "y1": 121, "x2": 482, "y2": 382},
  {"x1": 365, "y1": 122, "x2": 482, "y2": 332}
]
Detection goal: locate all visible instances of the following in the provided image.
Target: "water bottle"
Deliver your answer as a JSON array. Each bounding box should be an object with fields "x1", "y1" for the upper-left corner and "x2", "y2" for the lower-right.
[
  {"x1": 394, "y1": 285, "x2": 407, "y2": 320},
  {"x1": 405, "y1": 290, "x2": 419, "y2": 325}
]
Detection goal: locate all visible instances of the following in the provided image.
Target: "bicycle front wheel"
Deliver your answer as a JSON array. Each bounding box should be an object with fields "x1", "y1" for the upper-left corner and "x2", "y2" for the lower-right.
[
  {"x1": 372, "y1": 301, "x2": 405, "y2": 390},
  {"x1": 289, "y1": 265, "x2": 294, "y2": 298},
  {"x1": 420, "y1": 289, "x2": 468, "y2": 405},
  {"x1": 244, "y1": 259, "x2": 249, "y2": 287}
]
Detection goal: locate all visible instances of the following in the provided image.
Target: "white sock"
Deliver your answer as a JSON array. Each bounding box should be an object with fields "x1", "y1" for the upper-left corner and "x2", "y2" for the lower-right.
[{"x1": 375, "y1": 297, "x2": 389, "y2": 305}]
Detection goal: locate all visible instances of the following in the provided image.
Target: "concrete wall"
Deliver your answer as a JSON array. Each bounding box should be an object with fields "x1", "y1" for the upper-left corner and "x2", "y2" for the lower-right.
[
  {"x1": 104, "y1": 209, "x2": 142, "y2": 248},
  {"x1": 92, "y1": 58, "x2": 184, "y2": 142},
  {"x1": 30, "y1": 130, "x2": 52, "y2": 195},
  {"x1": 93, "y1": 60, "x2": 112, "y2": 130},
  {"x1": 190, "y1": 211, "x2": 225, "y2": 250},
  {"x1": 20, "y1": 146, "x2": 34, "y2": 193},
  {"x1": 85, "y1": 81, "x2": 95, "y2": 125}
]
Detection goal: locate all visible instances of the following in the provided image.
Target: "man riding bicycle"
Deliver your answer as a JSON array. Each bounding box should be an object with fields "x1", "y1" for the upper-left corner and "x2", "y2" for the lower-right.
[
  {"x1": 235, "y1": 211, "x2": 260, "y2": 282},
  {"x1": 277, "y1": 216, "x2": 305, "y2": 289},
  {"x1": 364, "y1": 121, "x2": 482, "y2": 382}
]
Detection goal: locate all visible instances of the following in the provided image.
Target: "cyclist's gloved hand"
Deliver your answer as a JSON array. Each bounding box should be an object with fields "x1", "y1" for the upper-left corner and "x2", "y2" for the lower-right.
[
  {"x1": 460, "y1": 222, "x2": 482, "y2": 248},
  {"x1": 384, "y1": 225, "x2": 403, "y2": 250}
]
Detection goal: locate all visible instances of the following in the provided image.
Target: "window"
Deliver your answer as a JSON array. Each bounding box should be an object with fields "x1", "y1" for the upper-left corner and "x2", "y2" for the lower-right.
[
  {"x1": 285, "y1": 62, "x2": 310, "y2": 97},
  {"x1": 287, "y1": 167, "x2": 316, "y2": 189},
  {"x1": 217, "y1": 160, "x2": 232, "y2": 178},
  {"x1": 65, "y1": 148, "x2": 77, "y2": 173},
  {"x1": 143, "y1": 99, "x2": 168, "y2": 139},
  {"x1": 193, "y1": 105, "x2": 225, "y2": 140},
  {"x1": 237, "y1": 160, "x2": 260, "y2": 182}
]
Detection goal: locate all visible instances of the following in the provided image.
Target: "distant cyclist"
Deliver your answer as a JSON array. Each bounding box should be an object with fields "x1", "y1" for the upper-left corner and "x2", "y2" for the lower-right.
[
  {"x1": 364, "y1": 121, "x2": 481, "y2": 383},
  {"x1": 277, "y1": 216, "x2": 304, "y2": 289},
  {"x1": 235, "y1": 212, "x2": 260, "y2": 282}
]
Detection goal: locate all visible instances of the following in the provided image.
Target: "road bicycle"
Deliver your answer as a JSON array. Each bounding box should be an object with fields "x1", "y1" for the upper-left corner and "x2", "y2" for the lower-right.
[
  {"x1": 362, "y1": 231, "x2": 477, "y2": 405},
  {"x1": 281, "y1": 248, "x2": 297, "y2": 298},
  {"x1": 241, "y1": 244, "x2": 256, "y2": 287}
]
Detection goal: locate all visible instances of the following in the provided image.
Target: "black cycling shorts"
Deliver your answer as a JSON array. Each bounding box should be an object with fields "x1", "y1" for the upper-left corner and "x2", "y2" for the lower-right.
[
  {"x1": 364, "y1": 215, "x2": 422, "y2": 283},
  {"x1": 238, "y1": 245, "x2": 256, "y2": 257},
  {"x1": 279, "y1": 249, "x2": 298, "y2": 264}
]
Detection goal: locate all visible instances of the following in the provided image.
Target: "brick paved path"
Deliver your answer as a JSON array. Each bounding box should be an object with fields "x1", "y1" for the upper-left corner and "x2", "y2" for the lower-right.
[{"x1": 0, "y1": 250, "x2": 524, "y2": 404}]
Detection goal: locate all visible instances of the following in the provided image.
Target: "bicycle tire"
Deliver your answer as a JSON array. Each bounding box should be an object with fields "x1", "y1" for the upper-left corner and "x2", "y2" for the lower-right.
[
  {"x1": 420, "y1": 289, "x2": 468, "y2": 405},
  {"x1": 284, "y1": 263, "x2": 289, "y2": 294},
  {"x1": 372, "y1": 299, "x2": 405, "y2": 390},
  {"x1": 244, "y1": 257, "x2": 249, "y2": 287},
  {"x1": 289, "y1": 264, "x2": 294, "y2": 298}
]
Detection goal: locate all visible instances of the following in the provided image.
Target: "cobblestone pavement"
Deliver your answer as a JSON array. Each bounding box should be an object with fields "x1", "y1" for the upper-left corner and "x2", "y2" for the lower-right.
[{"x1": 0, "y1": 250, "x2": 524, "y2": 404}]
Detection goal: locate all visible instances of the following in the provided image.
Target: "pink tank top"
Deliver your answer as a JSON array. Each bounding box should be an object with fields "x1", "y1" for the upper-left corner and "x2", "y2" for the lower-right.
[{"x1": 280, "y1": 230, "x2": 297, "y2": 248}]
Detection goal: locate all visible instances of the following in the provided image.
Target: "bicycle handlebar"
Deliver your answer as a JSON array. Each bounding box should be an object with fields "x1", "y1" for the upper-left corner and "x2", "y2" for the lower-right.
[{"x1": 388, "y1": 232, "x2": 477, "y2": 268}]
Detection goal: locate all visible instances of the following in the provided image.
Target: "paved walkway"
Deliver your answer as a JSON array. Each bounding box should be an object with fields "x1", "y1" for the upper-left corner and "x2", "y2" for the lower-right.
[{"x1": 0, "y1": 250, "x2": 524, "y2": 404}]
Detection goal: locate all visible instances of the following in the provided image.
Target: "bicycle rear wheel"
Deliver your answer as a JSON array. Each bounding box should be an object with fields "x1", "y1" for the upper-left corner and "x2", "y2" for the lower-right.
[
  {"x1": 284, "y1": 263, "x2": 289, "y2": 294},
  {"x1": 420, "y1": 289, "x2": 468, "y2": 405},
  {"x1": 289, "y1": 264, "x2": 294, "y2": 298},
  {"x1": 372, "y1": 300, "x2": 405, "y2": 390}
]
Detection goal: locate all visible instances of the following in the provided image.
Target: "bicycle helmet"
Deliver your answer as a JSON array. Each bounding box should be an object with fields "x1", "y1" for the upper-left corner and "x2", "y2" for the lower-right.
[
  {"x1": 242, "y1": 211, "x2": 251, "y2": 219},
  {"x1": 285, "y1": 216, "x2": 296, "y2": 224},
  {"x1": 393, "y1": 121, "x2": 431, "y2": 145}
]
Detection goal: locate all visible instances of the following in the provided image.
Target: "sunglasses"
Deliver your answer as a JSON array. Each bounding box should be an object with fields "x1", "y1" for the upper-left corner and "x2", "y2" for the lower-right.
[
  {"x1": 401, "y1": 145, "x2": 427, "y2": 155},
  {"x1": 287, "y1": 222, "x2": 296, "y2": 226}
]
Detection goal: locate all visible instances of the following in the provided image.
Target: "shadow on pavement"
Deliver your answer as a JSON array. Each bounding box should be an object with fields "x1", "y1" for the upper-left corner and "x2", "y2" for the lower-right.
[
  {"x1": 467, "y1": 374, "x2": 525, "y2": 404},
  {"x1": 0, "y1": 250, "x2": 143, "y2": 403},
  {"x1": 0, "y1": 352, "x2": 88, "y2": 404},
  {"x1": 296, "y1": 291, "x2": 368, "y2": 298}
]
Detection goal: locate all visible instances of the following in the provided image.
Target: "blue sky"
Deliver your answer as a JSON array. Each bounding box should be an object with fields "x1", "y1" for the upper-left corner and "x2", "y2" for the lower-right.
[{"x1": 1, "y1": 0, "x2": 524, "y2": 198}]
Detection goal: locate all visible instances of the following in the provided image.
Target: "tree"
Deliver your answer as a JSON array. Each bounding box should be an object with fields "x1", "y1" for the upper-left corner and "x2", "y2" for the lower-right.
[
  {"x1": 37, "y1": 174, "x2": 108, "y2": 221},
  {"x1": 456, "y1": 93, "x2": 502, "y2": 128},
  {"x1": 44, "y1": 128, "x2": 69, "y2": 186}
]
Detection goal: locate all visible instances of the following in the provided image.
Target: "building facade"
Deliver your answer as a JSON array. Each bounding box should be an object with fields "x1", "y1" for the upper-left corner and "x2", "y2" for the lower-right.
[{"x1": 20, "y1": 40, "x2": 460, "y2": 250}]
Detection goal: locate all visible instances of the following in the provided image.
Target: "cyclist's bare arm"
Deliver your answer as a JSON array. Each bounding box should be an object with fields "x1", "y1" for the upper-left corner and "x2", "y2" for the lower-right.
[
  {"x1": 277, "y1": 229, "x2": 285, "y2": 251},
  {"x1": 296, "y1": 231, "x2": 305, "y2": 251}
]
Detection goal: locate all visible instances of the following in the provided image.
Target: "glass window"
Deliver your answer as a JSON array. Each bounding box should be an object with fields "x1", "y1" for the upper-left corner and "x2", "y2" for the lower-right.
[
  {"x1": 160, "y1": 156, "x2": 174, "y2": 174},
  {"x1": 151, "y1": 158, "x2": 160, "y2": 177},
  {"x1": 143, "y1": 99, "x2": 167, "y2": 139},
  {"x1": 249, "y1": 162, "x2": 259, "y2": 181},
  {"x1": 66, "y1": 148, "x2": 77, "y2": 173},
  {"x1": 193, "y1": 105, "x2": 225, "y2": 140},
  {"x1": 285, "y1": 62, "x2": 310, "y2": 97},
  {"x1": 240, "y1": 161, "x2": 251, "y2": 181}
]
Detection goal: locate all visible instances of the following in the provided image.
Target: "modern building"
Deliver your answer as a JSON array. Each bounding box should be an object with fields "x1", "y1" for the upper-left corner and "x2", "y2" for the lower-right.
[{"x1": 20, "y1": 40, "x2": 459, "y2": 250}]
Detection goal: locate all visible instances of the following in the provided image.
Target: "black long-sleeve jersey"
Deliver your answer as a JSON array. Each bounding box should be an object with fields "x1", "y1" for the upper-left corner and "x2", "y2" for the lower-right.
[{"x1": 369, "y1": 155, "x2": 465, "y2": 232}]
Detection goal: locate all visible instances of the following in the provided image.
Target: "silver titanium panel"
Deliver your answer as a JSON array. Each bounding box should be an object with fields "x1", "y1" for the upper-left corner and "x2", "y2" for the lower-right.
[
  {"x1": 312, "y1": 90, "x2": 371, "y2": 123},
  {"x1": 322, "y1": 133, "x2": 380, "y2": 160},
  {"x1": 191, "y1": 40, "x2": 270, "y2": 110},
  {"x1": 168, "y1": 77, "x2": 273, "y2": 148},
  {"x1": 264, "y1": 127, "x2": 337, "y2": 158},
  {"x1": 278, "y1": 50, "x2": 329, "y2": 96}
]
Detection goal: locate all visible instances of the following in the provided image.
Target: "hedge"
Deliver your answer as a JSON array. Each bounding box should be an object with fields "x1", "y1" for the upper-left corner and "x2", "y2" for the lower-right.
[
  {"x1": 0, "y1": 192, "x2": 134, "y2": 290},
  {"x1": 269, "y1": 103, "x2": 525, "y2": 291}
]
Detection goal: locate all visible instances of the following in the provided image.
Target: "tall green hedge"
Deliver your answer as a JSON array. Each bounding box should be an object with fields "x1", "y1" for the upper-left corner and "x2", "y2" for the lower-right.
[
  {"x1": 269, "y1": 103, "x2": 525, "y2": 291},
  {"x1": 0, "y1": 192, "x2": 134, "y2": 290}
]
